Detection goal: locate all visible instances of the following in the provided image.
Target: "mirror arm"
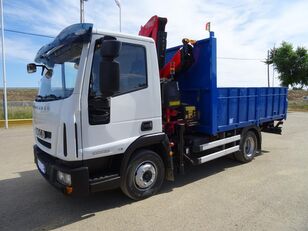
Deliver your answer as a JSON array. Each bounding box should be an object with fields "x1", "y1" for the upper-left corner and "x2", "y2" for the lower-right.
[
  {"x1": 27, "y1": 63, "x2": 52, "y2": 76},
  {"x1": 35, "y1": 64, "x2": 51, "y2": 76},
  {"x1": 41, "y1": 66, "x2": 45, "y2": 76}
]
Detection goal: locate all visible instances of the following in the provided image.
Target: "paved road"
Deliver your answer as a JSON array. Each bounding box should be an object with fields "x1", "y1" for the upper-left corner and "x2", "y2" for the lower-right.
[{"x1": 0, "y1": 112, "x2": 308, "y2": 231}]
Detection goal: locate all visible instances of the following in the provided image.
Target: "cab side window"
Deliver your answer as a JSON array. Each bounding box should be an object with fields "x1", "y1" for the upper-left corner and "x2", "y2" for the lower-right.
[
  {"x1": 89, "y1": 42, "x2": 147, "y2": 97},
  {"x1": 116, "y1": 43, "x2": 147, "y2": 94}
]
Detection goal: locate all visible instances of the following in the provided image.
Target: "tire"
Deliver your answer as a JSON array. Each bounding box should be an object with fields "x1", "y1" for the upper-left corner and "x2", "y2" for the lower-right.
[
  {"x1": 234, "y1": 130, "x2": 258, "y2": 163},
  {"x1": 121, "y1": 149, "x2": 165, "y2": 200}
]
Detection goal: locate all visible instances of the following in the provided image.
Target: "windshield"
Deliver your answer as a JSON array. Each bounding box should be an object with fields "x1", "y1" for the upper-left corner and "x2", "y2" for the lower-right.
[{"x1": 36, "y1": 44, "x2": 82, "y2": 102}]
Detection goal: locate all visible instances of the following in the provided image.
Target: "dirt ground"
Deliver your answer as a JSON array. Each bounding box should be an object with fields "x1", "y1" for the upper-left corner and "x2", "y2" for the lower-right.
[{"x1": 0, "y1": 112, "x2": 308, "y2": 231}]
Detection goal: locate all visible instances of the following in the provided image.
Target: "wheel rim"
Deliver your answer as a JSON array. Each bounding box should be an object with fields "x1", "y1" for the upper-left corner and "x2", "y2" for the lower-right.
[
  {"x1": 244, "y1": 136, "x2": 255, "y2": 157},
  {"x1": 134, "y1": 161, "x2": 157, "y2": 190}
]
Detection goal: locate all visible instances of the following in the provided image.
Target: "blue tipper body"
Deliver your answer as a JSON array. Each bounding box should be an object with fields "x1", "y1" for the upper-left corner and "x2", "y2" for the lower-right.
[{"x1": 165, "y1": 32, "x2": 288, "y2": 136}]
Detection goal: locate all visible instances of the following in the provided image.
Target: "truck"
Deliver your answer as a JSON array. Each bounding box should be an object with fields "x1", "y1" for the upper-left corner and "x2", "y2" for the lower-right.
[{"x1": 27, "y1": 16, "x2": 287, "y2": 200}]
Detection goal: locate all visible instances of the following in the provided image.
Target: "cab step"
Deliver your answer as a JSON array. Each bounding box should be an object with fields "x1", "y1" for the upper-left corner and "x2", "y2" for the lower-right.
[
  {"x1": 193, "y1": 135, "x2": 241, "y2": 153},
  {"x1": 186, "y1": 145, "x2": 240, "y2": 165}
]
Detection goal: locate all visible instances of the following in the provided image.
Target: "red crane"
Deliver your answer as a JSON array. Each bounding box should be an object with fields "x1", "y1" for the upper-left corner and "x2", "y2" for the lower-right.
[{"x1": 139, "y1": 15, "x2": 195, "y2": 80}]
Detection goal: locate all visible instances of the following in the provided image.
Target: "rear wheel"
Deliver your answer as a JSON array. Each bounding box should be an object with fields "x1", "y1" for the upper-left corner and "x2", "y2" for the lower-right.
[
  {"x1": 121, "y1": 149, "x2": 165, "y2": 200},
  {"x1": 235, "y1": 131, "x2": 258, "y2": 163}
]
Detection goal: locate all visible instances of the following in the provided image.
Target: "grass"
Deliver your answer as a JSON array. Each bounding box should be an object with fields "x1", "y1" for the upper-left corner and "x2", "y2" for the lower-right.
[
  {"x1": 0, "y1": 88, "x2": 37, "y2": 101},
  {"x1": 288, "y1": 101, "x2": 308, "y2": 112},
  {"x1": 0, "y1": 106, "x2": 33, "y2": 120},
  {"x1": 0, "y1": 88, "x2": 35, "y2": 119},
  {"x1": 287, "y1": 89, "x2": 308, "y2": 112}
]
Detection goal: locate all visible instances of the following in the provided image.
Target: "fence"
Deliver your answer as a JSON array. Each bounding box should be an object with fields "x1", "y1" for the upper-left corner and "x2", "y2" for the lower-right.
[{"x1": 0, "y1": 101, "x2": 33, "y2": 120}]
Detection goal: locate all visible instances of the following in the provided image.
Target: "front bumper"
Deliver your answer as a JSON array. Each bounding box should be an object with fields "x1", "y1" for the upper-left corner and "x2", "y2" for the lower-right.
[{"x1": 34, "y1": 145, "x2": 120, "y2": 196}]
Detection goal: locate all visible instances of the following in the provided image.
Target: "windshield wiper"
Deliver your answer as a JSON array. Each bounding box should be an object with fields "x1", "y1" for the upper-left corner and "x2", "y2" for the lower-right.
[
  {"x1": 44, "y1": 94, "x2": 63, "y2": 100},
  {"x1": 35, "y1": 95, "x2": 44, "y2": 101},
  {"x1": 35, "y1": 94, "x2": 63, "y2": 101}
]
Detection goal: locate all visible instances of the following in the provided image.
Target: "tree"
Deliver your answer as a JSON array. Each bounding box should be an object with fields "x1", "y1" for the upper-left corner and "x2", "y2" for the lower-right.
[{"x1": 267, "y1": 42, "x2": 308, "y2": 88}]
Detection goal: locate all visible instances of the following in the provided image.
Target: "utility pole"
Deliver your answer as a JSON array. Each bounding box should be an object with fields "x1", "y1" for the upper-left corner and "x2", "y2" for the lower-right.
[
  {"x1": 272, "y1": 65, "x2": 275, "y2": 87},
  {"x1": 114, "y1": 0, "x2": 121, "y2": 32},
  {"x1": 0, "y1": 0, "x2": 8, "y2": 129},
  {"x1": 267, "y1": 50, "x2": 270, "y2": 87},
  {"x1": 272, "y1": 44, "x2": 275, "y2": 87},
  {"x1": 80, "y1": 0, "x2": 88, "y2": 23}
]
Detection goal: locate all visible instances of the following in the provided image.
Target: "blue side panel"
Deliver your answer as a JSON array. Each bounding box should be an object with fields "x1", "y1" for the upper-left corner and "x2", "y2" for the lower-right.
[
  {"x1": 165, "y1": 32, "x2": 288, "y2": 136},
  {"x1": 216, "y1": 87, "x2": 288, "y2": 133}
]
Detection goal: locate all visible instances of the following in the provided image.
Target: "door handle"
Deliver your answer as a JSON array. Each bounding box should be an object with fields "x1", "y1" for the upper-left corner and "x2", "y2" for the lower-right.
[{"x1": 141, "y1": 121, "x2": 153, "y2": 131}]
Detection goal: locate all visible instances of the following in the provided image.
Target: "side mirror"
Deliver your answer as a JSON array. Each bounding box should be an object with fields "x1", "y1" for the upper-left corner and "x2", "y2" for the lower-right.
[
  {"x1": 27, "y1": 63, "x2": 37, "y2": 73},
  {"x1": 45, "y1": 68, "x2": 53, "y2": 78},
  {"x1": 100, "y1": 39, "x2": 122, "y2": 58},
  {"x1": 99, "y1": 39, "x2": 122, "y2": 97}
]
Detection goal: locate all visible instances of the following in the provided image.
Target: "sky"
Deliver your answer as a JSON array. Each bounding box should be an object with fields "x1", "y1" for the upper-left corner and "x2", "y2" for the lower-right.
[{"x1": 0, "y1": 0, "x2": 307, "y2": 88}]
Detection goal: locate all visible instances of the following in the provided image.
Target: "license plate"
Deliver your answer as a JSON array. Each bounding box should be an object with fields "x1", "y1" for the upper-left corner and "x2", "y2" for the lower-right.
[{"x1": 37, "y1": 158, "x2": 46, "y2": 174}]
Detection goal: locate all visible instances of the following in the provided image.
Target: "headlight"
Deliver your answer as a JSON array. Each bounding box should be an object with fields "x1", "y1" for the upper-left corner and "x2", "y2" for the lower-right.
[{"x1": 56, "y1": 171, "x2": 71, "y2": 186}]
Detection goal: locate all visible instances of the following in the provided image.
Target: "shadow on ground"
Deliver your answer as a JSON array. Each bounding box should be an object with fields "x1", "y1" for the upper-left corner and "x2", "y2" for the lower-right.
[{"x1": 0, "y1": 152, "x2": 269, "y2": 231}]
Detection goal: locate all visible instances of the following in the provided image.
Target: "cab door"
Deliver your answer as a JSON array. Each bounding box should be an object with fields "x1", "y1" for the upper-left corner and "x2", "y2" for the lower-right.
[{"x1": 80, "y1": 35, "x2": 162, "y2": 160}]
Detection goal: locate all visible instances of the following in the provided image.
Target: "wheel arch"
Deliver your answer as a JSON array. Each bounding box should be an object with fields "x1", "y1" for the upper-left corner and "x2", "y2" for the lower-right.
[{"x1": 120, "y1": 133, "x2": 174, "y2": 181}]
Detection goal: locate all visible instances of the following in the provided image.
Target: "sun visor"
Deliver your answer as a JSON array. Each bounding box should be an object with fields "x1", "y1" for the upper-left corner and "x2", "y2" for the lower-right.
[{"x1": 35, "y1": 23, "x2": 93, "y2": 66}]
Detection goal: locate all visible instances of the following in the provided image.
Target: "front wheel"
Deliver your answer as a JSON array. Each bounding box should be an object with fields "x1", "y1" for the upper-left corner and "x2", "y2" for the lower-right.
[
  {"x1": 121, "y1": 149, "x2": 165, "y2": 200},
  {"x1": 235, "y1": 131, "x2": 258, "y2": 163}
]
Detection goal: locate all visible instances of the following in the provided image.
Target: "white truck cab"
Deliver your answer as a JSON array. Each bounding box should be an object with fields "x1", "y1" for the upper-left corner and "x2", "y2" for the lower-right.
[{"x1": 30, "y1": 23, "x2": 172, "y2": 199}]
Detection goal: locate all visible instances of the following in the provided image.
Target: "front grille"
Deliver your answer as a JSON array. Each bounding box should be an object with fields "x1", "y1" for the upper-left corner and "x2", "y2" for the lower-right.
[
  {"x1": 45, "y1": 131, "x2": 52, "y2": 139},
  {"x1": 37, "y1": 137, "x2": 51, "y2": 149}
]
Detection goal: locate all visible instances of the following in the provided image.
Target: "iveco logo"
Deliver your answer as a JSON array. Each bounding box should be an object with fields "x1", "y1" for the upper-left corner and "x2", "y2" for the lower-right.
[
  {"x1": 36, "y1": 128, "x2": 46, "y2": 139},
  {"x1": 33, "y1": 104, "x2": 50, "y2": 111}
]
